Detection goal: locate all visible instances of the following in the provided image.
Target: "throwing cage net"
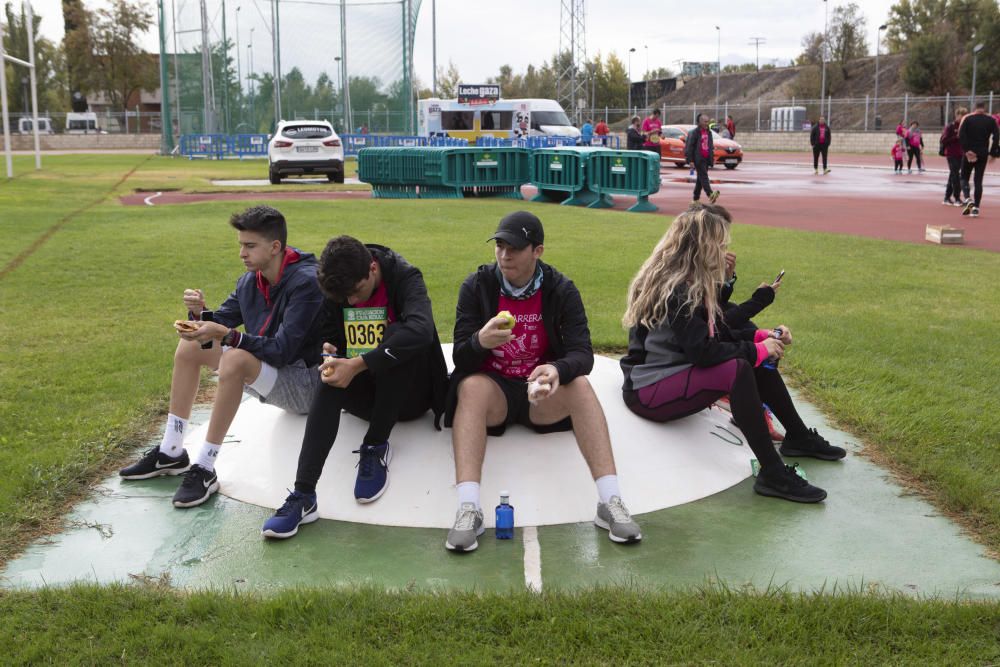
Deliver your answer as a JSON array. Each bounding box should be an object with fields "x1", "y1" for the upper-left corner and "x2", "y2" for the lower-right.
[{"x1": 163, "y1": 0, "x2": 419, "y2": 139}]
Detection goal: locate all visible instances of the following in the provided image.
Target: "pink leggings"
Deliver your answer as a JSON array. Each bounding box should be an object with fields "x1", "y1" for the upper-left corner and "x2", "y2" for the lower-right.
[{"x1": 627, "y1": 359, "x2": 740, "y2": 422}]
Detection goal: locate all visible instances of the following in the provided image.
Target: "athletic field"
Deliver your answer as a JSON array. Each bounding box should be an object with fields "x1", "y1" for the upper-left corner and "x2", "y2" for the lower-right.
[{"x1": 2, "y1": 154, "x2": 999, "y2": 663}]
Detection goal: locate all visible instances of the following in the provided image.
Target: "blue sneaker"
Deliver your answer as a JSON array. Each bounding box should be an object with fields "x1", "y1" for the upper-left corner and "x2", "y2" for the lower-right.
[
  {"x1": 261, "y1": 490, "x2": 319, "y2": 539},
  {"x1": 353, "y1": 442, "x2": 391, "y2": 503}
]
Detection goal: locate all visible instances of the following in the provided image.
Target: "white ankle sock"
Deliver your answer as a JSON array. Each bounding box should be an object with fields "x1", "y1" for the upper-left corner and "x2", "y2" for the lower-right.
[
  {"x1": 194, "y1": 441, "x2": 221, "y2": 471},
  {"x1": 456, "y1": 481, "x2": 481, "y2": 510},
  {"x1": 595, "y1": 474, "x2": 621, "y2": 505},
  {"x1": 158, "y1": 414, "x2": 188, "y2": 458}
]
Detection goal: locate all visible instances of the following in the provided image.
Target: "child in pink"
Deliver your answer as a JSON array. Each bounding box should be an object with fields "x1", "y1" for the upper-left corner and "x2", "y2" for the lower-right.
[{"x1": 891, "y1": 139, "x2": 905, "y2": 174}]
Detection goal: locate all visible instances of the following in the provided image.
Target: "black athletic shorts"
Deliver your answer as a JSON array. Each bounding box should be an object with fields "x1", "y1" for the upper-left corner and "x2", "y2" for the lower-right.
[{"x1": 482, "y1": 371, "x2": 573, "y2": 437}]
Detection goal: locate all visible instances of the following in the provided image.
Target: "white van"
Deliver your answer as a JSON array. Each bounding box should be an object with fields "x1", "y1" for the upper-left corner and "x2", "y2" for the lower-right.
[
  {"x1": 418, "y1": 98, "x2": 580, "y2": 142},
  {"x1": 18, "y1": 117, "x2": 55, "y2": 134},
  {"x1": 66, "y1": 112, "x2": 100, "y2": 134}
]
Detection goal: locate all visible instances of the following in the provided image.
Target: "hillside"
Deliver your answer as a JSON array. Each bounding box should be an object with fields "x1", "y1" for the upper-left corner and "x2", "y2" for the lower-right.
[{"x1": 653, "y1": 53, "x2": 967, "y2": 130}]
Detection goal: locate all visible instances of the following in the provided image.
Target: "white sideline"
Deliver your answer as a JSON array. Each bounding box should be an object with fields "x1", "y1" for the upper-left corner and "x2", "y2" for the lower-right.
[{"x1": 523, "y1": 526, "x2": 542, "y2": 593}]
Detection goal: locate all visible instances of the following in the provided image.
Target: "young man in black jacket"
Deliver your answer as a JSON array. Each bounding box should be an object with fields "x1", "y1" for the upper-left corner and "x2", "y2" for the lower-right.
[
  {"x1": 685, "y1": 113, "x2": 719, "y2": 204},
  {"x1": 262, "y1": 236, "x2": 449, "y2": 539},
  {"x1": 959, "y1": 101, "x2": 1000, "y2": 217},
  {"x1": 809, "y1": 117, "x2": 832, "y2": 175},
  {"x1": 443, "y1": 211, "x2": 642, "y2": 552},
  {"x1": 119, "y1": 205, "x2": 326, "y2": 509}
]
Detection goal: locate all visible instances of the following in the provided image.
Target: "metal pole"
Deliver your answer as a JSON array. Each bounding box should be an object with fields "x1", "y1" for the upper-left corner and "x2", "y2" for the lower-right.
[
  {"x1": 757, "y1": 96, "x2": 761, "y2": 130},
  {"x1": 171, "y1": 0, "x2": 181, "y2": 135},
  {"x1": 0, "y1": 17, "x2": 13, "y2": 178},
  {"x1": 272, "y1": 0, "x2": 282, "y2": 123},
  {"x1": 903, "y1": 93, "x2": 908, "y2": 122},
  {"x1": 644, "y1": 44, "x2": 648, "y2": 109},
  {"x1": 627, "y1": 48, "x2": 633, "y2": 115},
  {"x1": 235, "y1": 6, "x2": 241, "y2": 122},
  {"x1": 864, "y1": 94, "x2": 869, "y2": 131},
  {"x1": 431, "y1": 0, "x2": 436, "y2": 96},
  {"x1": 222, "y1": 0, "x2": 229, "y2": 133},
  {"x1": 715, "y1": 26, "x2": 720, "y2": 120},
  {"x1": 971, "y1": 45, "x2": 983, "y2": 108},
  {"x1": 25, "y1": 1, "x2": 41, "y2": 168},
  {"x1": 945, "y1": 92, "x2": 950, "y2": 126},
  {"x1": 820, "y1": 0, "x2": 828, "y2": 105},
  {"x1": 874, "y1": 24, "x2": 885, "y2": 129},
  {"x1": 340, "y1": 0, "x2": 351, "y2": 132}
]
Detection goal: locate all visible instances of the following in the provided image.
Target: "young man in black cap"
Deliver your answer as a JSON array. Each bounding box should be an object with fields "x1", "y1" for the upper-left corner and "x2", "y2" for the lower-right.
[
  {"x1": 261, "y1": 236, "x2": 449, "y2": 539},
  {"x1": 443, "y1": 211, "x2": 642, "y2": 552}
]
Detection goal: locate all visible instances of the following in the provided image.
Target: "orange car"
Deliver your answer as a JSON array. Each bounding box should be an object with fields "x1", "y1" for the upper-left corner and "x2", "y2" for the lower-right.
[{"x1": 658, "y1": 124, "x2": 744, "y2": 169}]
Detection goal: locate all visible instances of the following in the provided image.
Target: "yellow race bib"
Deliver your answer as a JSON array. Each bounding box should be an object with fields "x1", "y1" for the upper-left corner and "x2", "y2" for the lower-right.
[{"x1": 344, "y1": 307, "x2": 388, "y2": 358}]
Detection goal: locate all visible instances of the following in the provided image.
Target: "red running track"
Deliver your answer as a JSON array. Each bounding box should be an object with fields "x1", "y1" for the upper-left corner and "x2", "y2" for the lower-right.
[{"x1": 120, "y1": 155, "x2": 1000, "y2": 252}]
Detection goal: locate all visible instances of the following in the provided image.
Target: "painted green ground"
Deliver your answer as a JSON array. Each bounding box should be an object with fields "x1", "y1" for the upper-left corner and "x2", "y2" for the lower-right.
[
  {"x1": 3, "y1": 155, "x2": 1000, "y2": 661},
  {"x1": 6, "y1": 393, "x2": 1000, "y2": 598}
]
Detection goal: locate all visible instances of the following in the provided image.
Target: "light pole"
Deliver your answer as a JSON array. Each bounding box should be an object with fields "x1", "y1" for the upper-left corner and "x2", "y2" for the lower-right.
[
  {"x1": 235, "y1": 6, "x2": 242, "y2": 120},
  {"x1": 627, "y1": 46, "x2": 636, "y2": 115},
  {"x1": 644, "y1": 44, "x2": 649, "y2": 109},
  {"x1": 715, "y1": 26, "x2": 720, "y2": 121},
  {"x1": 820, "y1": 0, "x2": 828, "y2": 113},
  {"x1": 247, "y1": 30, "x2": 255, "y2": 127},
  {"x1": 22, "y1": 77, "x2": 29, "y2": 115},
  {"x1": 748, "y1": 37, "x2": 766, "y2": 72},
  {"x1": 874, "y1": 23, "x2": 886, "y2": 129},
  {"x1": 972, "y1": 42, "x2": 985, "y2": 107},
  {"x1": 335, "y1": 55, "x2": 342, "y2": 130}
]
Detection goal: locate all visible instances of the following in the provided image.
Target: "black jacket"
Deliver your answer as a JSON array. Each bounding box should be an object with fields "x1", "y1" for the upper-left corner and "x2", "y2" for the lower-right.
[
  {"x1": 319, "y1": 244, "x2": 449, "y2": 426},
  {"x1": 214, "y1": 248, "x2": 325, "y2": 368},
  {"x1": 626, "y1": 126, "x2": 645, "y2": 150},
  {"x1": 959, "y1": 112, "x2": 1000, "y2": 156},
  {"x1": 684, "y1": 127, "x2": 715, "y2": 166},
  {"x1": 446, "y1": 261, "x2": 594, "y2": 425},
  {"x1": 621, "y1": 284, "x2": 774, "y2": 391},
  {"x1": 810, "y1": 123, "x2": 832, "y2": 147}
]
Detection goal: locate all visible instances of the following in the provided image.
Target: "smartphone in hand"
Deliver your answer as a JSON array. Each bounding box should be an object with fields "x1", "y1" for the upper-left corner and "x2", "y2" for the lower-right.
[
  {"x1": 774, "y1": 269, "x2": 785, "y2": 284},
  {"x1": 200, "y1": 310, "x2": 214, "y2": 349}
]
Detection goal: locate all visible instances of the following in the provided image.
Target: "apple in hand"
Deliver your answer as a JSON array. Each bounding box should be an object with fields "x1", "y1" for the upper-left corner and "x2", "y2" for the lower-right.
[{"x1": 497, "y1": 310, "x2": 516, "y2": 330}]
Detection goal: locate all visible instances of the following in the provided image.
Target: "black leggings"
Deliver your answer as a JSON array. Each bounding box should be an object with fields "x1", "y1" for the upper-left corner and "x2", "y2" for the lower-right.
[
  {"x1": 812, "y1": 145, "x2": 828, "y2": 170},
  {"x1": 692, "y1": 161, "x2": 713, "y2": 200},
  {"x1": 945, "y1": 155, "x2": 966, "y2": 201},
  {"x1": 294, "y1": 351, "x2": 432, "y2": 493},
  {"x1": 907, "y1": 146, "x2": 923, "y2": 170},
  {"x1": 624, "y1": 358, "x2": 808, "y2": 471},
  {"x1": 961, "y1": 152, "x2": 988, "y2": 207}
]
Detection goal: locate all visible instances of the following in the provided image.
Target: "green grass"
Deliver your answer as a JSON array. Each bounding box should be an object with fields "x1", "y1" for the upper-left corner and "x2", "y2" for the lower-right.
[
  {"x1": 2, "y1": 155, "x2": 1000, "y2": 659},
  {"x1": 2, "y1": 585, "x2": 998, "y2": 664}
]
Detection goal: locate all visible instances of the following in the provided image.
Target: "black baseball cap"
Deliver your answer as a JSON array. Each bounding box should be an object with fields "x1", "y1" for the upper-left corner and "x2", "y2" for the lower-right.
[{"x1": 487, "y1": 211, "x2": 544, "y2": 249}]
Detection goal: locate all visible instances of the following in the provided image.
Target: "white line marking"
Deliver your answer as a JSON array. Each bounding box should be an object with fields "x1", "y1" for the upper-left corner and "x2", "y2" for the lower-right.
[
  {"x1": 522, "y1": 525, "x2": 542, "y2": 593},
  {"x1": 143, "y1": 191, "x2": 163, "y2": 206}
]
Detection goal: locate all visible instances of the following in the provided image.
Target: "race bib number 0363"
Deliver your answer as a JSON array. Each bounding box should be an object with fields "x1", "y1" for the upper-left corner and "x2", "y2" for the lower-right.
[{"x1": 344, "y1": 307, "x2": 387, "y2": 358}]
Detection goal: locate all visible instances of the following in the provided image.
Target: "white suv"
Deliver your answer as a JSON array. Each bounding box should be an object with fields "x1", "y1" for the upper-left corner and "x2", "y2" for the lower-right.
[{"x1": 268, "y1": 120, "x2": 344, "y2": 184}]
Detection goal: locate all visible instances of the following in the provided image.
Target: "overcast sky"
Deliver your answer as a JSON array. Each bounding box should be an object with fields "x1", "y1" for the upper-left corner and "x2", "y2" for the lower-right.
[{"x1": 23, "y1": 0, "x2": 900, "y2": 87}]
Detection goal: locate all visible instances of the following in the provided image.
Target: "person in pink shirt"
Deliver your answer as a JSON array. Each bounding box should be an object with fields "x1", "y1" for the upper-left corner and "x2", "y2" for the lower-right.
[
  {"x1": 443, "y1": 211, "x2": 643, "y2": 552},
  {"x1": 641, "y1": 108, "x2": 663, "y2": 154},
  {"x1": 809, "y1": 116, "x2": 832, "y2": 174},
  {"x1": 891, "y1": 138, "x2": 906, "y2": 174}
]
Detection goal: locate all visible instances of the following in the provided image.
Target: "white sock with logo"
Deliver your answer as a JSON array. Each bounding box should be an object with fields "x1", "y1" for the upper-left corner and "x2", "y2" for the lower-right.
[
  {"x1": 194, "y1": 441, "x2": 221, "y2": 471},
  {"x1": 158, "y1": 414, "x2": 188, "y2": 458},
  {"x1": 456, "y1": 481, "x2": 481, "y2": 511},
  {"x1": 595, "y1": 474, "x2": 621, "y2": 505}
]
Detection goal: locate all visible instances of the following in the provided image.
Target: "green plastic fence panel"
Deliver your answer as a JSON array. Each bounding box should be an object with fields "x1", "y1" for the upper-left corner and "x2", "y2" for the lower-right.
[
  {"x1": 529, "y1": 147, "x2": 603, "y2": 207},
  {"x1": 358, "y1": 147, "x2": 463, "y2": 199},
  {"x1": 586, "y1": 150, "x2": 662, "y2": 213},
  {"x1": 442, "y1": 147, "x2": 530, "y2": 199}
]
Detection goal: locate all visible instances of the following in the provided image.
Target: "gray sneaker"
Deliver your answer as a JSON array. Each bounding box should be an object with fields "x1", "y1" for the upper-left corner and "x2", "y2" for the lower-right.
[
  {"x1": 445, "y1": 502, "x2": 484, "y2": 552},
  {"x1": 594, "y1": 496, "x2": 642, "y2": 544}
]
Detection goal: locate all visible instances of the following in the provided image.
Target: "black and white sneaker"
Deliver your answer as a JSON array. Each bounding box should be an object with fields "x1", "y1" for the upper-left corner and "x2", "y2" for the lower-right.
[
  {"x1": 962, "y1": 201, "x2": 975, "y2": 216},
  {"x1": 172, "y1": 464, "x2": 219, "y2": 508},
  {"x1": 119, "y1": 446, "x2": 190, "y2": 480},
  {"x1": 971, "y1": 207, "x2": 980, "y2": 217}
]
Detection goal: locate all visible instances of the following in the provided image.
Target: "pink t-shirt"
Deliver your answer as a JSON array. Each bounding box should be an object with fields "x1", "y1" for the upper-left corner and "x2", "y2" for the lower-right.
[
  {"x1": 818, "y1": 126, "x2": 826, "y2": 144},
  {"x1": 700, "y1": 129, "x2": 710, "y2": 158},
  {"x1": 481, "y1": 292, "x2": 549, "y2": 378},
  {"x1": 642, "y1": 117, "x2": 662, "y2": 147}
]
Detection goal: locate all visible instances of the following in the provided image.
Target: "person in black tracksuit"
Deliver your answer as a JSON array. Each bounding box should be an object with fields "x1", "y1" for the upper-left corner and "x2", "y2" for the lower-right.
[
  {"x1": 959, "y1": 101, "x2": 1000, "y2": 216},
  {"x1": 810, "y1": 116, "x2": 832, "y2": 173},
  {"x1": 261, "y1": 237, "x2": 449, "y2": 539},
  {"x1": 684, "y1": 113, "x2": 717, "y2": 202},
  {"x1": 443, "y1": 211, "x2": 642, "y2": 552}
]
